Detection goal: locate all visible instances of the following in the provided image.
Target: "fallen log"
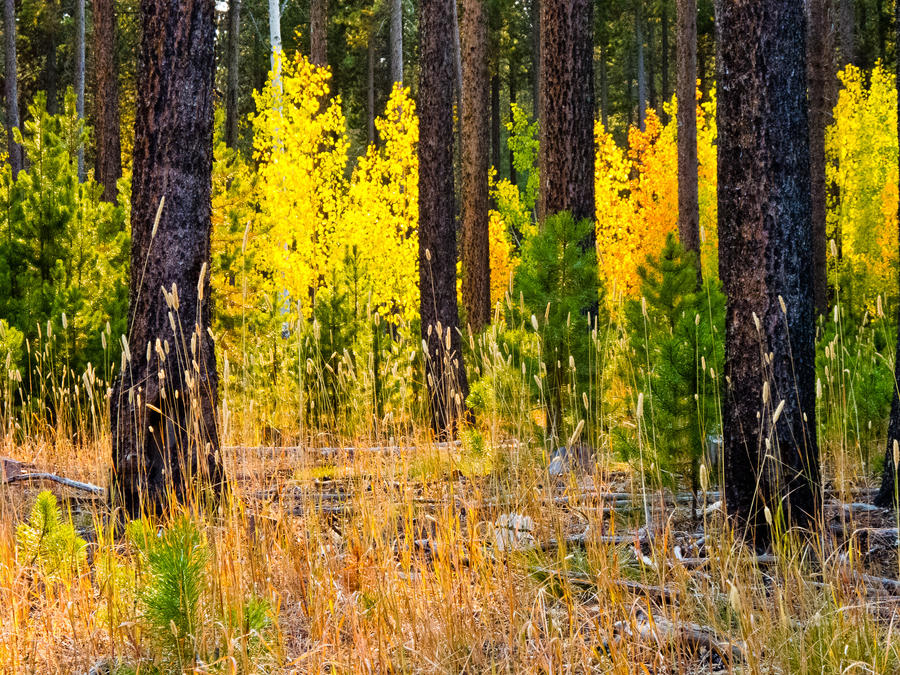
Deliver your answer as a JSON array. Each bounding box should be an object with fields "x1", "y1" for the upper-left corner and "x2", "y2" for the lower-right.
[
  {"x1": 614, "y1": 610, "x2": 746, "y2": 664},
  {"x1": 3, "y1": 472, "x2": 105, "y2": 495}
]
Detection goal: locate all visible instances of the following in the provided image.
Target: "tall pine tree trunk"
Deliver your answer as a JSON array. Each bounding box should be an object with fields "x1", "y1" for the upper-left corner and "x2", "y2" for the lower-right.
[
  {"x1": 4, "y1": 0, "x2": 22, "y2": 178},
  {"x1": 647, "y1": 9, "x2": 657, "y2": 112},
  {"x1": 676, "y1": 0, "x2": 699, "y2": 259},
  {"x1": 390, "y1": 0, "x2": 403, "y2": 83},
  {"x1": 461, "y1": 0, "x2": 491, "y2": 331},
  {"x1": 75, "y1": 0, "x2": 85, "y2": 180},
  {"x1": 111, "y1": 0, "x2": 222, "y2": 517},
  {"x1": 808, "y1": 0, "x2": 830, "y2": 315},
  {"x1": 716, "y1": 0, "x2": 820, "y2": 544},
  {"x1": 92, "y1": 0, "x2": 121, "y2": 200},
  {"x1": 874, "y1": 0, "x2": 900, "y2": 509},
  {"x1": 839, "y1": 0, "x2": 855, "y2": 66},
  {"x1": 225, "y1": 0, "x2": 242, "y2": 149},
  {"x1": 509, "y1": 59, "x2": 518, "y2": 186},
  {"x1": 310, "y1": 0, "x2": 327, "y2": 67},
  {"x1": 539, "y1": 0, "x2": 595, "y2": 225},
  {"x1": 419, "y1": 0, "x2": 470, "y2": 436}
]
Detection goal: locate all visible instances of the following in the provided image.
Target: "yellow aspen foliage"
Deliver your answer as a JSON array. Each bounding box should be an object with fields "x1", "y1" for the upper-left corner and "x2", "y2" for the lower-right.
[
  {"x1": 826, "y1": 63, "x2": 898, "y2": 309},
  {"x1": 341, "y1": 85, "x2": 420, "y2": 322},
  {"x1": 595, "y1": 91, "x2": 717, "y2": 305},
  {"x1": 252, "y1": 51, "x2": 350, "y2": 309},
  {"x1": 487, "y1": 176, "x2": 526, "y2": 307}
]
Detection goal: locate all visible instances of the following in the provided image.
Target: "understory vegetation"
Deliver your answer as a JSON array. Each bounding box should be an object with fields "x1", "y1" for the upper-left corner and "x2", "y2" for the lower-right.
[{"x1": 0, "y1": 54, "x2": 898, "y2": 674}]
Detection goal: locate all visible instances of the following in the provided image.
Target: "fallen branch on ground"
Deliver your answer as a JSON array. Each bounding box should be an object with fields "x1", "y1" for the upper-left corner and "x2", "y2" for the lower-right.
[{"x1": 3, "y1": 472, "x2": 105, "y2": 495}]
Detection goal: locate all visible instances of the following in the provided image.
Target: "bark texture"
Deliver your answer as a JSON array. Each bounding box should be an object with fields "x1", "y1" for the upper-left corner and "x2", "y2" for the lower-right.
[
  {"x1": 4, "y1": 0, "x2": 22, "y2": 178},
  {"x1": 418, "y1": 0, "x2": 470, "y2": 436},
  {"x1": 875, "y1": 0, "x2": 900, "y2": 509},
  {"x1": 390, "y1": 0, "x2": 403, "y2": 83},
  {"x1": 225, "y1": 0, "x2": 242, "y2": 148},
  {"x1": 92, "y1": 0, "x2": 122, "y2": 200},
  {"x1": 808, "y1": 0, "x2": 831, "y2": 315},
  {"x1": 716, "y1": 0, "x2": 820, "y2": 543},
  {"x1": 661, "y1": 0, "x2": 670, "y2": 121},
  {"x1": 838, "y1": 0, "x2": 854, "y2": 65},
  {"x1": 461, "y1": 0, "x2": 491, "y2": 331},
  {"x1": 676, "y1": 0, "x2": 700, "y2": 259},
  {"x1": 310, "y1": 0, "x2": 327, "y2": 66},
  {"x1": 111, "y1": 0, "x2": 222, "y2": 517},
  {"x1": 538, "y1": 0, "x2": 595, "y2": 226}
]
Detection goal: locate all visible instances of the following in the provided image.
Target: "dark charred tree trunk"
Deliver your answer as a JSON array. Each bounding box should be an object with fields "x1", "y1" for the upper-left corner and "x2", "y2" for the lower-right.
[
  {"x1": 418, "y1": 0, "x2": 470, "y2": 436},
  {"x1": 661, "y1": 0, "x2": 670, "y2": 121},
  {"x1": 461, "y1": 0, "x2": 491, "y2": 331},
  {"x1": 111, "y1": 0, "x2": 223, "y2": 517},
  {"x1": 4, "y1": 0, "x2": 23, "y2": 178},
  {"x1": 874, "y1": 0, "x2": 900, "y2": 509},
  {"x1": 677, "y1": 0, "x2": 700, "y2": 261},
  {"x1": 310, "y1": 0, "x2": 327, "y2": 67},
  {"x1": 716, "y1": 0, "x2": 821, "y2": 545},
  {"x1": 225, "y1": 0, "x2": 242, "y2": 149},
  {"x1": 390, "y1": 0, "x2": 403, "y2": 83},
  {"x1": 92, "y1": 0, "x2": 122, "y2": 200},
  {"x1": 808, "y1": 0, "x2": 830, "y2": 316},
  {"x1": 539, "y1": 0, "x2": 595, "y2": 226}
]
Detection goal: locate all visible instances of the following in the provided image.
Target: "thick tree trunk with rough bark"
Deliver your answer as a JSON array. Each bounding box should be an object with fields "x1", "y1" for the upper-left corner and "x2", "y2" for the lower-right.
[
  {"x1": 92, "y1": 0, "x2": 122, "y2": 201},
  {"x1": 367, "y1": 29, "x2": 375, "y2": 144},
  {"x1": 461, "y1": 0, "x2": 491, "y2": 331},
  {"x1": 390, "y1": 0, "x2": 403, "y2": 83},
  {"x1": 676, "y1": 0, "x2": 699, "y2": 260},
  {"x1": 4, "y1": 0, "x2": 22, "y2": 178},
  {"x1": 807, "y1": 0, "x2": 830, "y2": 315},
  {"x1": 111, "y1": 0, "x2": 222, "y2": 517},
  {"x1": 716, "y1": 0, "x2": 820, "y2": 544},
  {"x1": 875, "y1": 0, "x2": 900, "y2": 509},
  {"x1": 225, "y1": 0, "x2": 242, "y2": 148},
  {"x1": 491, "y1": 74, "x2": 500, "y2": 175},
  {"x1": 418, "y1": 0, "x2": 470, "y2": 436},
  {"x1": 539, "y1": 0, "x2": 595, "y2": 226},
  {"x1": 310, "y1": 0, "x2": 327, "y2": 67}
]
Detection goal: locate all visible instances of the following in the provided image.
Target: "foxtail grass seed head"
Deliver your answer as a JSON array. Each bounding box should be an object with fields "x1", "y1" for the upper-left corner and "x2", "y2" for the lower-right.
[
  {"x1": 877, "y1": 295, "x2": 884, "y2": 318},
  {"x1": 61, "y1": 312, "x2": 67, "y2": 330},
  {"x1": 425, "y1": 248, "x2": 431, "y2": 261},
  {"x1": 834, "y1": 305, "x2": 839, "y2": 324},
  {"x1": 636, "y1": 392, "x2": 644, "y2": 418},
  {"x1": 700, "y1": 464, "x2": 709, "y2": 492},
  {"x1": 830, "y1": 238, "x2": 838, "y2": 258},
  {"x1": 773, "y1": 399, "x2": 785, "y2": 425},
  {"x1": 816, "y1": 378, "x2": 822, "y2": 399},
  {"x1": 764, "y1": 505, "x2": 773, "y2": 527},
  {"x1": 121, "y1": 335, "x2": 131, "y2": 362},
  {"x1": 531, "y1": 314, "x2": 539, "y2": 332},
  {"x1": 893, "y1": 440, "x2": 899, "y2": 469},
  {"x1": 641, "y1": 296, "x2": 648, "y2": 317},
  {"x1": 762, "y1": 381, "x2": 770, "y2": 404},
  {"x1": 152, "y1": 196, "x2": 165, "y2": 237},
  {"x1": 197, "y1": 262, "x2": 207, "y2": 300},
  {"x1": 583, "y1": 392, "x2": 589, "y2": 411},
  {"x1": 778, "y1": 295, "x2": 786, "y2": 314},
  {"x1": 729, "y1": 581, "x2": 741, "y2": 613},
  {"x1": 568, "y1": 419, "x2": 585, "y2": 447},
  {"x1": 753, "y1": 312, "x2": 761, "y2": 332}
]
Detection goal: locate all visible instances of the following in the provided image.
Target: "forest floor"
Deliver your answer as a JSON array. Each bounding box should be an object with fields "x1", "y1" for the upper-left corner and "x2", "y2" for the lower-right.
[{"x1": 0, "y1": 437, "x2": 898, "y2": 673}]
